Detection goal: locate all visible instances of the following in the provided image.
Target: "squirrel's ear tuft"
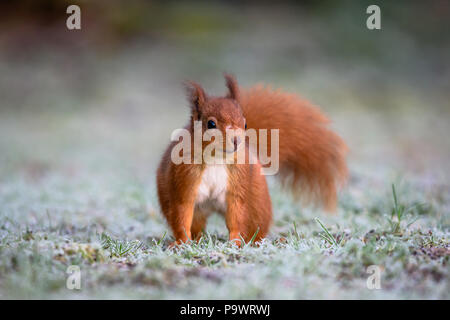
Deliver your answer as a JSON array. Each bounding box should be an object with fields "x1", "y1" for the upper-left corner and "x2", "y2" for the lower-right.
[
  {"x1": 185, "y1": 81, "x2": 206, "y2": 118},
  {"x1": 224, "y1": 73, "x2": 240, "y2": 102}
]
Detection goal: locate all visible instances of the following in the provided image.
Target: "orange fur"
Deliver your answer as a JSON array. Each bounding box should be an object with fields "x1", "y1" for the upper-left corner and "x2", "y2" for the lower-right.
[
  {"x1": 241, "y1": 85, "x2": 348, "y2": 211},
  {"x1": 156, "y1": 75, "x2": 348, "y2": 246}
]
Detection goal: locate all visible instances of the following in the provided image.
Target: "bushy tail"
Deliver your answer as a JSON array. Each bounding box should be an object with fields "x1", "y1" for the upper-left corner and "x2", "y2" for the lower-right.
[{"x1": 241, "y1": 84, "x2": 348, "y2": 211}]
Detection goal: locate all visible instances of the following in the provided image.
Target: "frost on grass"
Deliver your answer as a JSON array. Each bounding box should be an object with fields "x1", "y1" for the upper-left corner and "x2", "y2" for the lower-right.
[{"x1": 0, "y1": 171, "x2": 448, "y2": 299}]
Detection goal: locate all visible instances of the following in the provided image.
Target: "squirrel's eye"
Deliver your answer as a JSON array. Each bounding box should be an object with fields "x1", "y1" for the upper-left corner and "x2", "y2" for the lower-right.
[
  {"x1": 245, "y1": 122, "x2": 247, "y2": 129},
  {"x1": 207, "y1": 120, "x2": 216, "y2": 129}
]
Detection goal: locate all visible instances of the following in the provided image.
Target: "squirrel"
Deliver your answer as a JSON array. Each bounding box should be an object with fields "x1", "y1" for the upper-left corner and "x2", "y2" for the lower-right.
[{"x1": 156, "y1": 74, "x2": 348, "y2": 247}]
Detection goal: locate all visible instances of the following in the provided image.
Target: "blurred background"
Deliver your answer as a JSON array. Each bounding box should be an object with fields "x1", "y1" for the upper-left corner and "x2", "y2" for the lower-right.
[
  {"x1": 0, "y1": 0, "x2": 449, "y2": 299},
  {"x1": 1, "y1": 0, "x2": 449, "y2": 184}
]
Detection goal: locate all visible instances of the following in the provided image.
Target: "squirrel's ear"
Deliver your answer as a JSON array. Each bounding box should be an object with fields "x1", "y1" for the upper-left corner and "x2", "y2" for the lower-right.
[
  {"x1": 224, "y1": 73, "x2": 240, "y2": 102},
  {"x1": 185, "y1": 81, "x2": 206, "y2": 119}
]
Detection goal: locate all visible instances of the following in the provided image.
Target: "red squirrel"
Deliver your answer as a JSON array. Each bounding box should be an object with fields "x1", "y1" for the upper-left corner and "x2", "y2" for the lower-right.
[{"x1": 156, "y1": 74, "x2": 348, "y2": 246}]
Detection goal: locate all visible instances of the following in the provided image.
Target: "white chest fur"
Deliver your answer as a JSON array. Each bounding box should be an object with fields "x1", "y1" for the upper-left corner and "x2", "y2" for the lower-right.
[{"x1": 195, "y1": 165, "x2": 228, "y2": 214}]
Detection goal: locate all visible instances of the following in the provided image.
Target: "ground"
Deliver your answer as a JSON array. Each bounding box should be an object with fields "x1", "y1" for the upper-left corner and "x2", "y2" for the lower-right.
[{"x1": 0, "y1": 2, "x2": 449, "y2": 299}]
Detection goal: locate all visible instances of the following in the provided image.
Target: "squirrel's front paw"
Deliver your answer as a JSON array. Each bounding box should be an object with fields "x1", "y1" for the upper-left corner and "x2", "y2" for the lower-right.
[{"x1": 229, "y1": 236, "x2": 242, "y2": 248}]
